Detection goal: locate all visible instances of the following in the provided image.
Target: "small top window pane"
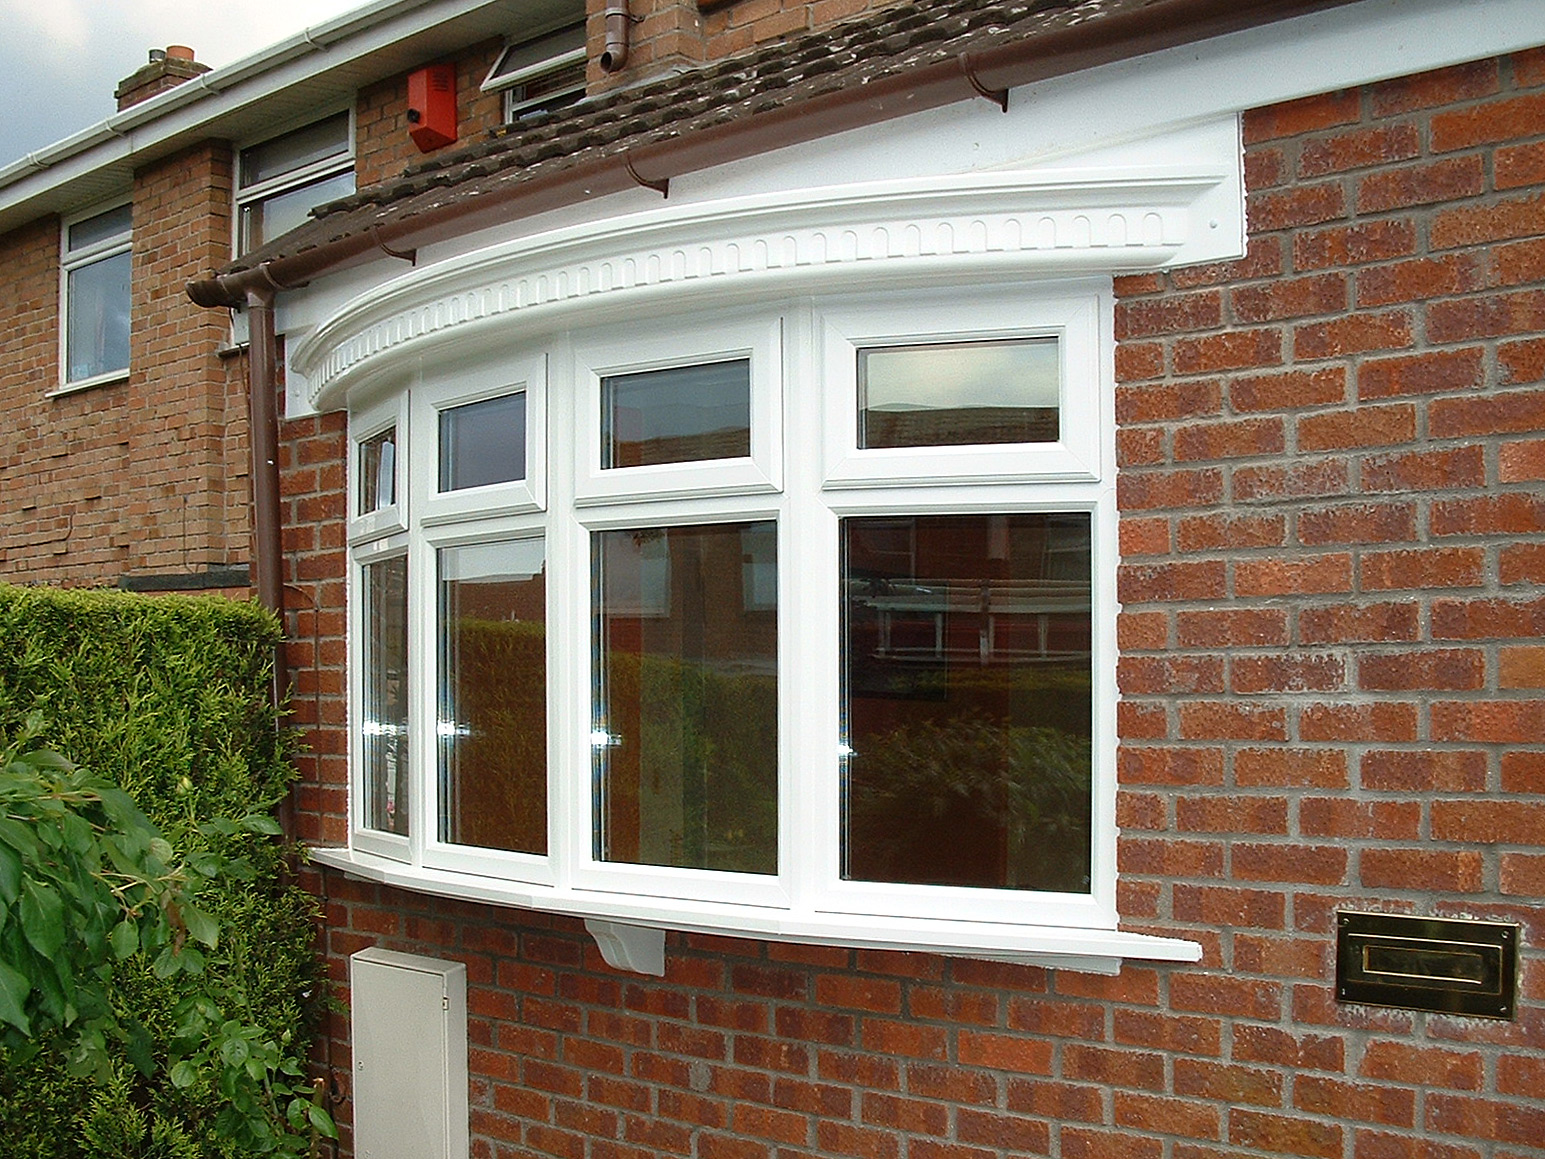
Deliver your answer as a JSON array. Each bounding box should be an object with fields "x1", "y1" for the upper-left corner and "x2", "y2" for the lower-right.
[
  {"x1": 439, "y1": 392, "x2": 527, "y2": 492},
  {"x1": 358, "y1": 428, "x2": 397, "y2": 516},
  {"x1": 858, "y1": 338, "x2": 1060, "y2": 449},
  {"x1": 240, "y1": 113, "x2": 351, "y2": 189},
  {"x1": 601, "y1": 359, "x2": 751, "y2": 469},
  {"x1": 67, "y1": 204, "x2": 132, "y2": 252}
]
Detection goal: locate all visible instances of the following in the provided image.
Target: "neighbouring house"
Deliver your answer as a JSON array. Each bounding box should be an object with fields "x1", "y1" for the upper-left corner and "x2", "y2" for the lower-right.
[{"x1": 6, "y1": 0, "x2": 1545, "y2": 1157}]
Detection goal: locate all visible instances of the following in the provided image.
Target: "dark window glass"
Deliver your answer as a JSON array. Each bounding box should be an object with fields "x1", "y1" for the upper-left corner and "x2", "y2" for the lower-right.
[
  {"x1": 239, "y1": 113, "x2": 351, "y2": 187},
  {"x1": 363, "y1": 555, "x2": 409, "y2": 836},
  {"x1": 239, "y1": 169, "x2": 355, "y2": 253},
  {"x1": 858, "y1": 338, "x2": 1060, "y2": 448},
  {"x1": 439, "y1": 392, "x2": 527, "y2": 491},
  {"x1": 594, "y1": 522, "x2": 778, "y2": 874},
  {"x1": 358, "y1": 428, "x2": 397, "y2": 515},
  {"x1": 841, "y1": 513, "x2": 1092, "y2": 892},
  {"x1": 439, "y1": 540, "x2": 547, "y2": 855},
  {"x1": 601, "y1": 360, "x2": 751, "y2": 468},
  {"x1": 67, "y1": 204, "x2": 132, "y2": 252},
  {"x1": 66, "y1": 251, "x2": 131, "y2": 382}
]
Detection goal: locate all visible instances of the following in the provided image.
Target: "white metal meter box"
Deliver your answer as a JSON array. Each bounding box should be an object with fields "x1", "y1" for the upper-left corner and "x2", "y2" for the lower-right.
[{"x1": 350, "y1": 947, "x2": 469, "y2": 1159}]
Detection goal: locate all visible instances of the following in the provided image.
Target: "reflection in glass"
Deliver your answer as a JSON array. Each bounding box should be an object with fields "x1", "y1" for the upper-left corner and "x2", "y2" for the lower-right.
[
  {"x1": 66, "y1": 251, "x2": 131, "y2": 382},
  {"x1": 439, "y1": 392, "x2": 527, "y2": 492},
  {"x1": 239, "y1": 170, "x2": 356, "y2": 254},
  {"x1": 67, "y1": 204, "x2": 133, "y2": 252},
  {"x1": 240, "y1": 113, "x2": 351, "y2": 186},
  {"x1": 601, "y1": 360, "x2": 751, "y2": 468},
  {"x1": 594, "y1": 522, "x2": 777, "y2": 874},
  {"x1": 841, "y1": 513, "x2": 1092, "y2": 892},
  {"x1": 358, "y1": 428, "x2": 396, "y2": 515},
  {"x1": 439, "y1": 540, "x2": 547, "y2": 854},
  {"x1": 858, "y1": 338, "x2": 1060, "y2": 448},
  {"x1": 362, "y1": 555, "x2": 409, "y2": 836}
]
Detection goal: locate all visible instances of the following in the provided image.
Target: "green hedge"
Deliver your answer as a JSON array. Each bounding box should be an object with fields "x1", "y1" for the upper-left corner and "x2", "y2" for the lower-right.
[{"x1": 0, "y1": 585, "x2": 323, "y2": 1159}]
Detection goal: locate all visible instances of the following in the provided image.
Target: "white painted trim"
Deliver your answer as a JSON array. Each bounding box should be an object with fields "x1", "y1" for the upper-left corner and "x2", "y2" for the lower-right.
[
  {"x1": 294, "y1": 167, "x2": 1236, "y2": 411},
  {"x1": 315, "y1": 845, "x2": 1201, "y2": 975}
]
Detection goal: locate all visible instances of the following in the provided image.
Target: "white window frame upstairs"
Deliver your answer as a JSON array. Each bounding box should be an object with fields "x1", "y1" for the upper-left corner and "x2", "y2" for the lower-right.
[
  {"x1": 234, "y1": 110, "x2": 356, "y2": 256},
  {"x1": 57, "y1": 199, "x2": 133, "y2": 393}
]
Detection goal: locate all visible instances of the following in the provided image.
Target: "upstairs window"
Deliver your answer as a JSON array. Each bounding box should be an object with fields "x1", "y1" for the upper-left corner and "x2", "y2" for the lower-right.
[
  {"x1": 60, "y1": 201, "x2": 132, "y2": 389},
  {"x1": 236, "y1": 112, "x2": 355, "y2": 254},
  {"x1": 482, "y1": 20, "x2": 586, "y2": 122}
]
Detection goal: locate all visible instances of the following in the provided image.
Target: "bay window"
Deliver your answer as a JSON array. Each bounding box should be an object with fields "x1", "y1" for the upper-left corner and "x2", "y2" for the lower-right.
[{"x1": 337, "y1": 281, "x2": 1188, "y2": 972}]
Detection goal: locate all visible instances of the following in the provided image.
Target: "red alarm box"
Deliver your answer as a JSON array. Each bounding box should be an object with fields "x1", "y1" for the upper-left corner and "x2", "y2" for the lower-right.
[{"x1": 407, "y1": 64, "x2": 457, "y2": 152}]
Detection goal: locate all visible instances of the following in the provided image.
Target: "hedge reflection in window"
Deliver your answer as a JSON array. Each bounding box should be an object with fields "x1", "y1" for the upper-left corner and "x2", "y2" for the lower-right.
[
  {"x1": 594, "y1": 522, "x2": 777, "y2": 874},
  {"x1": 841, "y1": 513, "x2": 1091, "y2": 892},
  {"x1": 362, "y1": 555, "x2": 409, "y2": 835},
  {"x1": 438, "y1": 539, "x2": 547, "y2": 854}
]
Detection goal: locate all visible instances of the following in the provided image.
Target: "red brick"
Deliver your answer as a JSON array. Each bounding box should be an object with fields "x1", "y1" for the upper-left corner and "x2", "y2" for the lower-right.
[
  {"x1": 1114, "y1": 1092, "x2": 1221, "y2": 1140},
  {"x1": 1175, "y1": 513, "x2": 1287, "y2": 551},
  {"x1": 1231, "y1": 274, "x2": 1347, "y2": 322},
  {"x1": 1170, "y1": 237, "x2": 1285, "y2": 288},
  {"x1": 1357, "y1": 157, "x2": 1486, "y2": 213},
  {"x1": 1431, "y1": 799, "x2": 1545, "y2": 844},
  {"x1": 1359, "y1": 1040, "x2": 1485, "y2": 1091},
  {"x1": 1299, "y1": 503, "x2": 1418, "y2": 545},
  {"x1": 1431, "y1": 494, "x2": 1545, "y2": 536},
  {"x1": 1115, "y1": 292, "x2": 1222, "y2": 338},
  {"x1": 1119, "y1": 655, "x2": 1225, "y2": 695},
  {"x1": 1425, "y1": 1095, "x2": 1545, "y2": 1148},
  {"x1": 1357, "y1": 255, "x2": 1484, "y2": 306},
  {"x1": 1295, "y1": 1075, "x2": 1416, "y2": 1127},
  {"x1": 1236, "y1": 748, "x2": 1349, "y2": 788},
  {"x1": 1231, "y1": 654, "x2": 1347, "y2": 695},
  {"x1": 1492, "y1": 237, "x2": 1545, "y2": 287},
  {"x1": 1294, "y1": 219, "x2": 1418, "y2": 270},
  {"x1": 1431, "y1": 90, "x2": 1545, "y2": 150},
  {"x1": 1118, "y1": 559, "x2": 1227, "y2": 601},
  {"x1": 1499, "y1": 438, "x2": 1545, "y2": 482},
  {"x1": 1302, "y1": 600, "x2": 1424, "y2": 645},
  {"x1": 1230, "y1": 1108, "x2": 1342, "y2": 1159},
  {"x1": 1432, "y1": 700, "x2": 1545, "y2": 744},
  {"x1": 1229, "y1": 367, "x2": 1347, "y2": 412},
  {"x1": 1430, "y1": 596, "x2": 1545, "y2": 639},
  {"x1": 1233, "y1": 459, "x2": 1350, "y2": 502},
  {"x1": 1495, "y1": 141, "x2": 1545, "y2": 190},
  {"x1": 1118, "y1": 747, "x2": 1225, "y2": 786},
  {"x1": 1234, "y1": 554, "x2": 1352, "y2": 596},
  {"x1": 1299, "y1": 798, "x2": 1421, "y2": 840},
  {"x1": 1361, "y1": 750, "x2": 1488, "y2": 793},
  {"x1": 1178, "y1": 703, "x2": 1288, "y2": 741},
  {"x1": 1175, "y1": 794, "x2": 1289, "y2": 833},
  {"x1": 1118, "y1": 469, "x2": 1226, "y2": 511},
  {"x1": 1232, "y1": 1025, "x2": 1345, "y2": 1071},
  {"x1": 1500, "y1": 645, "x2": 1545, "y2": 688},
  {"x1": 1501, "y1": 853, "x2": 1545, "y2": 896},
  {"x1": 1299, "y1": 702, "x2": 1419, "y2": 742},
  {"x1": 1359, "y1": 348, "x2": 1485, "y2": 399},
  {"x1": 1361, "y1": 848, "x2": 1485, "y2": 892},
  {"x1": 1433, "y1": 193, "x2": 1545, "y2": 249},
  {"x1": 1173, "y1": 329, "x2": 1284, "y2": 374},
  {"x1": 1358, "y1": 649, "x2": 1485, "y2": 691},
  {"x1": 1501, "y1": 542, "x2": 1545, "y2": 584},
  {"x1": 1362, "y1": 548, "x2": 1485, "y2": 590},
  {"x1": 1116, "y1": 379, "x2": 1223, "y2": 422},
  {"x1": 1175, "y1": 607, "x2": 1290, "y2": 647},
  {"x1": 1172, "y1": 883, "x2": 1285, "y2": 928},
  {"x1": 1171, "y1": 975, "x2": 1282, "y2": 1021},
  {"x1": 955, "y1": 1031, "x2": 1052, "y2": 1074},
  {"x1": 1295, "y1": 311, "x2": 1412, "y2": 359},
  {"x1": 1300, "y1": 124, "x2": 1421, "y2": 176},
  {"x1": 1428, "y1": 289, "x2": 1545, "y2": 342},
  {"x1": 1233, "y1": 843, "x2": 1347, "y2": 884},
  {"x1": 1244, "y1": 89, "x2": 1361, "y2": 141},
  {"x1": 1173, "y1": 418, "x2": 1285, "y2": 461},
  {"x1": 1297, "y1": 406, "x2": 1418, "y2": 451}
]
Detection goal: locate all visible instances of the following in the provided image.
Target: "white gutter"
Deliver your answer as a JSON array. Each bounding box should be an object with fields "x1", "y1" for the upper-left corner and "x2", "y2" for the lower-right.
[{"x1": 0, "y1": 0, "x2": 508, "y2": 216}]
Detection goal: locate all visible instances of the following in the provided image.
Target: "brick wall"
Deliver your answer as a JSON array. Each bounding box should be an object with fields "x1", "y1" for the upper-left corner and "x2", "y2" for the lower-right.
[
  {"x1": 588, "y1": 0, "x2": 899, "y2": 91},
  {"x1": 354, "y1": 39, "x2": 506, "y2": 187},
  {"x1": 284, "y1": 52, "x2": 1545, "y2": 1159}
]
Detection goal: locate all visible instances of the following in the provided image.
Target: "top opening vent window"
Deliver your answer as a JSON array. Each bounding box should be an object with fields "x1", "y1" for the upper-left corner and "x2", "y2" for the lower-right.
[
  {"x1": 482, "y1": 22, "x2": 586, "y2": 122},
  {"x1": 236, "y1": 112, "x2": 354, "y2": 254}
]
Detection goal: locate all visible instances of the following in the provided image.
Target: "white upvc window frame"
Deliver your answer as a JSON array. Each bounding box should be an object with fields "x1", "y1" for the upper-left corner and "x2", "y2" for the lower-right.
[
  {"x1": 57, "y1": 198, "x2": 133, "y2": 394},
  {"x1": 234, "y1": 109, "x2": 356, "y2": 257},
  {"x1": 480, "y1": 20, "x2": 587, "y2": 123},
  {"x1": 333, "y1": 279, "x2": 1184, "y2": 973}
]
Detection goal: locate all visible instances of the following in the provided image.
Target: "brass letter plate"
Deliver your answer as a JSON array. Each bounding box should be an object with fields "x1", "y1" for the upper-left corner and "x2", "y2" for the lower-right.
[{"x1": 1336, "y1": 912, "x2": 1517, "y2": 1020}]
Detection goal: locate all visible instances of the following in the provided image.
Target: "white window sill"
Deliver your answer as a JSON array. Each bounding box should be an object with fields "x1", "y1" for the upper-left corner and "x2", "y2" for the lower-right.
[
  {"x1": 309, "y1": 846, "x2": 1201, "y2": 977},
  {"x1": 48, "y1": 368, "x2": 130, "y2": 398}
]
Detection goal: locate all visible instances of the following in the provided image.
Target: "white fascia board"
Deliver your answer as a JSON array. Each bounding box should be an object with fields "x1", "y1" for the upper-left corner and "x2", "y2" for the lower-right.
[{"x1": 0, "y1": 0, "x2": 506, "y2": 223}]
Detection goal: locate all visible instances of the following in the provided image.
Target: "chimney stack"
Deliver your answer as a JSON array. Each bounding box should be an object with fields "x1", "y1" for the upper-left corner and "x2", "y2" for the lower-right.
[{"x1": 115, "y1": 46, "x2": 209, "y2": 111}]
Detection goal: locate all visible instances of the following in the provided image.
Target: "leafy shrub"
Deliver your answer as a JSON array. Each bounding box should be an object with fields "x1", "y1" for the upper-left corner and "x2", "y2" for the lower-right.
[{"x1": 0, "y1": 585, "x2": 328, "y2": 1158}]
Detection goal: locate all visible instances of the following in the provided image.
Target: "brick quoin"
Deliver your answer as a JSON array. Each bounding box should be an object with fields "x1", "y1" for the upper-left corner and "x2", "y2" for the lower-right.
[{"x1": 275, "y1": 50, "x2": 1545, "y2": 1159}]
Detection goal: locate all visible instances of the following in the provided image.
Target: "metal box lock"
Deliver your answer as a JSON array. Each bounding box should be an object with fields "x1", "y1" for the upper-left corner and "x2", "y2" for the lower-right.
[{"x1": 1336, "y1": 912, "x2": 1518, "y2": 1020}]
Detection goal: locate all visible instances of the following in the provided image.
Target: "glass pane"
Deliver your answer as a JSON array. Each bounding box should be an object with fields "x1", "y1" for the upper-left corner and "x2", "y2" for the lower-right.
[
  {"x1": 240, "y1": 113, "x2": 351, "y2": 187},
  {"x1": 239, "y1": 169, "x2": 356, "y2": 252},
  {"x1": 601, "y1": 360, "x2": 751, "y2": 468},
  {"x1": 594, "y1": 522, "x2": 777, "y2": 874},
  {"x1": 67, "y1": 204, "x2": 131, "y2": 252},
  {"x1": 488, "y1": 22, "x2": 585, "y2": 85},
  {"x1": 439, "y1": 392, "x2": 527, "y2": 492},
  {"x1": 362, "y1": 555, "x2": 409, "y2": 836},
  {"x1": 358, "y1": 428, "x2": 397, "y2": 516},
  {"x1": 66, "y1": 251, "x2": 131, "y2": 382},
  {"x1": 841, "y1": 513, "x2": 1092, "y2": 892},
  {"x1": 858, "y1": 338, "x2": 1060, "y2": 448},
  {"x1": 439, "y1": 540, "x2": 547, "y2": 855}
]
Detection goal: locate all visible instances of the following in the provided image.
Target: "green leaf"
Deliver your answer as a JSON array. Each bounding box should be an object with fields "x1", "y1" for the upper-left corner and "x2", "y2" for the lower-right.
[
  {"x1": 170, "y1": 1059, "x2": 199, "y2": 1089},
  {"x1": 0, "y1": 816, "x2": 39, "y2": 859},
  {"x1": 19, "y1": 879, "x2": 65, "y2": 959},
  {"x1": 125, "y1": 1018, "x2": 156, "y2": 1077},
  {"x1": 109, "y1": 919, "x2": 139, "y2": 960},
  {"x1": 0, "y1": 841, "x2": 21, "y2": 904},
  {"x1": 242, "y1": 813, "x2": 284, "y2": 836},
  {"x1": 0, "y1": 961, "x2": 32, "y2": 1035},
  {"x1": 181, "y1": 903, "x2": 220, "y2": 949},
  {"x1": 308, "y1": 1105, "x2": 339, "y2": 1138}
]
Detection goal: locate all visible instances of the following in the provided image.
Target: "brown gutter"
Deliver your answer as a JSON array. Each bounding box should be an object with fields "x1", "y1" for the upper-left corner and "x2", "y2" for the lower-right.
[
  {"x1": 187, "y1": 0, "x2": 1359, "y2": 311},
  {"x1": 244, "y1": 287, "x2": 285, "y2": 619}
]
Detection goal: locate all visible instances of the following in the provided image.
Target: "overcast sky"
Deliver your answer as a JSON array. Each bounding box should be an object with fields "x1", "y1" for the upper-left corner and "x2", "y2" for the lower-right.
[{"x1": 0, "y1": 0, "x2": 369, "y2": 166}]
